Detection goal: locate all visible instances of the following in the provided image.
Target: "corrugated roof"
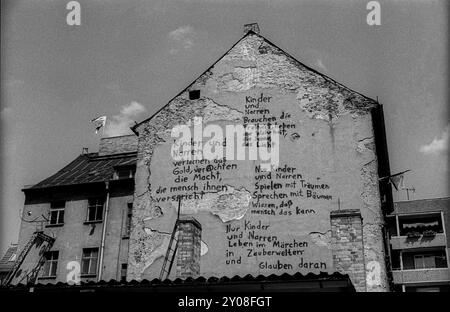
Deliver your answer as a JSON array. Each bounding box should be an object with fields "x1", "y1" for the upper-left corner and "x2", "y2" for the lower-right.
[
  {"x1": 0, "y1": 245, "x2": 17, "y2": 271},
  {"x1": 2, "y1": 272, "x2": 354, "y2": 292},
  {"x1": 27, "y1": 152, "x2": 137, "y2": 189}
]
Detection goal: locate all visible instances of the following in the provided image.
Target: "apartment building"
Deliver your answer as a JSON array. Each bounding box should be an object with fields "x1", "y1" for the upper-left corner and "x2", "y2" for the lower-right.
[
  {"x1": 386, "y1": 197, "x2": 450, "y2": 292},
  {"x1": 12, "y1": 135, "x2": 137, "y2": 285}
]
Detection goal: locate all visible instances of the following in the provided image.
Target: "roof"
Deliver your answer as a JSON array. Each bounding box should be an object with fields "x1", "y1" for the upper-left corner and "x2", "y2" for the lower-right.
[
  {"x1": 392, "y1": 197, "x2": 450, "y2": 215},
  {"x1": 26, "y1": 152, "x2": 137, "y2": 190},
  {"x1": 0, "y1": 245, "x2": 17, "y2": 272},
  {"x1": 132, "y1": 29, "x2": 379, "y2": 134},
  {"x1": 2, "y1": 272, "x2": 355, "y2": 292}
]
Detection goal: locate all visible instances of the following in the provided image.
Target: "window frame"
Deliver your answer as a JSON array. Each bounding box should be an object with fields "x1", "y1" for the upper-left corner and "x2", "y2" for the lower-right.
[
  {"x1": 8, "y1": 253, "x2": 17, "y2": 262},
  {"x1": 85, "y1": 198, "x2": 104, "y2": 223},
  {"x1": 113, "y1": 165, "x2": 136, "y2": 180},
  {"x1": 81, "y1": 247, "x2": 99, "y2": 277},
  {"x1": 414, "y1": 254, "x2": 437, "y2": 269},
  {"x1": 47, "y1": 201, "x2": 65, "y2": 226},
  {"x1": 40, "y1": 250, "x2": 59, "y2": 278}
]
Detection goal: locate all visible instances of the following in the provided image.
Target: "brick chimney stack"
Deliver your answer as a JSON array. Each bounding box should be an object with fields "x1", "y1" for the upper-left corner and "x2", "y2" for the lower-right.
[
  {"x1": 330, "y1": 209, "x2": 367, "y2": 292},
  {"x1": 244, "y1": 23, "x2": 260, "y2": 35},
  {"x1": 176, "y1": 216, "x2": 202, "y2": 279}
]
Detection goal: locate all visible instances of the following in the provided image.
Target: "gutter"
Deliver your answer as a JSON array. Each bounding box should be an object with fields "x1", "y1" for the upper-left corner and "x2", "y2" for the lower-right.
[{"x1": 98, "y1": 181, "x2": 110, "y2": 282}]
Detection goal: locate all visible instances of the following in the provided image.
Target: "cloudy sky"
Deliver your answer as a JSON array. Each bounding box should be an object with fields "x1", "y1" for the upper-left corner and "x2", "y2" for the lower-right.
[{"x1": 0, "y1": 0, "x2": 448, "y2": 254}]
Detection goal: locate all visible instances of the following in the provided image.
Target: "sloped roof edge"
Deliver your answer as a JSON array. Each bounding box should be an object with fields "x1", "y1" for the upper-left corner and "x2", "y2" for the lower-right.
[
  {"x1": 131, "y1": 29, "x2": 380, "y2": 134},
  {"x1": 23, "y1": 152, "x2": 137, "y2": 191}
]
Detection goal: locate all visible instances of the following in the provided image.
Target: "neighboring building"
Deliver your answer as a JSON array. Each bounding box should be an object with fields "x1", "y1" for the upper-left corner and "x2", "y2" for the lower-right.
[
  {"x1": 8, "y1": 24, "x2": 395, "y2": 292},
  {"x1": 128, "y1": 24, "x2": 393, "y2": 292},
  {"x1": 0, "y1": 244, "x2": 17, "y2": 284},
  {"x1": 14, "y1": 135, "x2": 137, "y2": 284},
  {"x1": 386, "y1": 197, "x2": 450, "y2": 292}
]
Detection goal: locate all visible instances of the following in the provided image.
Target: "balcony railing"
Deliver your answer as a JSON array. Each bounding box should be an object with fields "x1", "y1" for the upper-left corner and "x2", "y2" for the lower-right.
[
  {"x1": 390, "y1": 233, "x2": 446, "y2": 250},
  {"x1": 392, "y1": 268, "x2": 450, "y2": 284}
]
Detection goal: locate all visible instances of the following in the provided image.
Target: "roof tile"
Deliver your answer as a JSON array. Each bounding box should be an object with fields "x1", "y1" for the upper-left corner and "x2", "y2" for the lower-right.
[{"x1": 28, "y1": 152, "x2": 137, "y2": 189}]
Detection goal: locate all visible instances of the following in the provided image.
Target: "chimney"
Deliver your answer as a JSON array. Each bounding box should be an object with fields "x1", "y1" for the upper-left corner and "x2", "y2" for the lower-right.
[
  {"x1": 243, "y1": 23, "x2": 260, "y2": 35},
  {"x1": 330, "y1": 209, "x2": 367, "y2": 292},
  {"x1": 82, "y1": 147, "x2": 89, "y2": 154},
  {"x1": 176, "y1": 216, "x2": 202, "y2": 279}
]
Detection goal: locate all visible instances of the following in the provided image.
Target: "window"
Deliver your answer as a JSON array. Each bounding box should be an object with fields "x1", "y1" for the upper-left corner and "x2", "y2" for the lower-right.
[
  {"x1": 114, "y1": 168, "x2": 135, "y2": 180},
  {"x1": 414, "y1": 255, "x2": 436, "y2": 269},
  {"x1": 113, "y1": 165, "x2": 136, "y2": 180},
  {"x1": 404, "y1": 250, "x2": 448, "y2": 270},
  {"x1": 81, "y1": 248, "x2": 99, "y2": 276},
  {"x1": 86, "y1": 198, "x2": 104, "y2": 222},
  {"x1": 189, "y1": 90, "x2": 200, "y2": 100},
  {"x1": 124, "y1": 203, "x2": 132, "y2": 238},
  {"x1": 48, "y1": 201, "x2": 65, "y2": 225},
  {"x1": 41, "y1": 251, "x2": 59, "y2": 278},
  {"x1": 8, "y1": 253, "x2": 17, "y2": 262},
  {"x1": 121, "y1": 263, "x2": 127, "y2": 281}
]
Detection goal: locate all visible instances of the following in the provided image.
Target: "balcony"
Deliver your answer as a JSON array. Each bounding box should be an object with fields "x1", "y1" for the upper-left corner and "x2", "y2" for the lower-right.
[
  {"x1": 390, "y1": 233, "x2": 447, "y2": 250},
  {"x1": 393, "y1": 268, "x2": 450, "y2": 284}
]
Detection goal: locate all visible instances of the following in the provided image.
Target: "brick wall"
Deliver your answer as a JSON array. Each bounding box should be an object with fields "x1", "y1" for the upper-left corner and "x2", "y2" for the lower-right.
[
  {"x1": 98, "y1": 135, "x2": 138, "y2": 156},
  {"x1": 330, "y1": 209, "x2": 366, "y2": 292},
  {"x1": 176, "y1": 217, "x2": 202, "y2": 279}
]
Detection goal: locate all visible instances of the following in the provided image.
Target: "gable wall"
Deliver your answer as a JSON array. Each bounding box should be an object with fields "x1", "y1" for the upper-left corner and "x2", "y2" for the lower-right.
[{"x1": 128, "y1": 33, "x2": 388, "y2": 291}]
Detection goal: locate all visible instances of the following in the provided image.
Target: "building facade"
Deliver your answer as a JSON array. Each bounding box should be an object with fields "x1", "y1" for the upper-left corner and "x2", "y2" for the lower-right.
[
  {"x1": 0, "y1": 244, "x2": 17, "y2": 284},
  {"x1": 127, "y1": 24, "x2": 393, "y2": 292},
  {"x1": 10, "y1": 24, "x2": 397, "y2": 291},
  {"x1": 13, "y1": 135, "x2": 137, "y2": 285},
  {"x1": 387, "y1": 197, "x2": 450, "y2": 292}
]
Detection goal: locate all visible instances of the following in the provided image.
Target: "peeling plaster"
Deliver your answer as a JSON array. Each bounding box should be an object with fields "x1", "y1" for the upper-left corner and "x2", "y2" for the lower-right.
[
  {"x1": 130, "y1": 227, "x2": 209, "y2": 276},
  {"x1": 175, "y1": 186, "x2": 252, "y2": 222},
  {"x1": 215, "y1": 35, "x2": 377, "y2": 120},
  {"x1": 127, "y1": 33, "x2": 387, "y2": 289},
  {"x1": 357, "y1": 137, "x2": 375, "y2": 154},
  {"x1": 309, "y1": 230, "x2": 331, "y2": 248}
]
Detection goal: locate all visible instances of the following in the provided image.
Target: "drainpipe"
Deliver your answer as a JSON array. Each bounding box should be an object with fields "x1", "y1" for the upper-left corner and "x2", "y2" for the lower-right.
[{"x1": 98, "y1": 181, "x2": 110, "y2": 282}]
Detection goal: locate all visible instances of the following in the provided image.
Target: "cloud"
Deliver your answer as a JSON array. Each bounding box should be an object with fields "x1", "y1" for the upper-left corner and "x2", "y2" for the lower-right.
[
  {"x1": 168, "y1": 25, "x2": 196, "y2": 55},
  {"x1": 104, "y1": 101, "x2": 147, "y2": 137},
  {"x1": 315, "y1": 58, "x2": 327, "y2": 72},
  {"x1": 420, "y1": 125, "x2": 449, "y2": 155}
]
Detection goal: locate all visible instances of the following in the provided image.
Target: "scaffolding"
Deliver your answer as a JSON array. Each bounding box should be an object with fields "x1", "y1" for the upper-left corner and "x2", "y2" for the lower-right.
[{"x1": 2, "y1": 231, "x2": 55, "y2": 286}]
